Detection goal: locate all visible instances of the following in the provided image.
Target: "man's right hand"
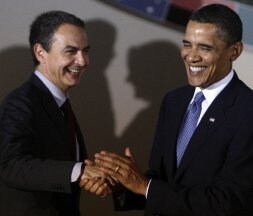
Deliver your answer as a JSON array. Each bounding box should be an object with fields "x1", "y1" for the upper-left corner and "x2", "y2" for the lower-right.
[{"x1": 79, "y1": 159, "x2": 116, "y2": 197}]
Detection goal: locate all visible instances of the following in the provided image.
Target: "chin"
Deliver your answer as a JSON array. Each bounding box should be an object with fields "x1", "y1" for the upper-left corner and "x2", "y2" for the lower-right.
[{"x1": 188, "y1": 80, "x2": 201, "y2": 87}]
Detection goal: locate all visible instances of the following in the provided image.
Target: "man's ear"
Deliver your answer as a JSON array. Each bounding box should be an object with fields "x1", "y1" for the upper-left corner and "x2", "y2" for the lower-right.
[
  {"x1": 34, "y1": 43, "x2": 46, "y2": 63},
  {"x1": 230, "y1": 41, "x2": 243, "y2": 62}
]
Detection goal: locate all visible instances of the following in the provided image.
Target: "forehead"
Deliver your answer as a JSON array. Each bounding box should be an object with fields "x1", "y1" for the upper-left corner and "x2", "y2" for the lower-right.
[
  {"x1": 184, "y1": 21, "x2": 225, "y2": 45},
  {"x1": 184, "y1": 21, "x2": 220, "y2": 42},
  {"x1": 51, "y1": 23, "x2": 88, "y2": 48}
]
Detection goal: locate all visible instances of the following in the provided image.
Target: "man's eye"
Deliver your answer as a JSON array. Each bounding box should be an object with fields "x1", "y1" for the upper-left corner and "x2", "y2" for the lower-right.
[
  {"x1": 183, "y1": 43, "x2": 191, "y2": 48},
  {"x1": 66, "y1": 50, "x2": 75, "y2": 53},
  {"x1": 200, "y1": 46, "x2": 212, "y2": 51}
]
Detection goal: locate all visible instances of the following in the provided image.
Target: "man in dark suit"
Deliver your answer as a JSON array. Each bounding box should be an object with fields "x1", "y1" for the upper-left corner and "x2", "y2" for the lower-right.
[
  {"x1": 85, "y1": 4, "x2": 253, "y2": 215},
  {"x1": 0, "y1": 11, "x2": 111, "y2": 216}
]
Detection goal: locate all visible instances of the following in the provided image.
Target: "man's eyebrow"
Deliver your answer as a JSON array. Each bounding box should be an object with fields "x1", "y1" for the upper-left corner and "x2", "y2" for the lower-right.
[
  {"x1": 64, "y1": 45, "x2": 78, "y2": 50},
  {"x1": 84, "y1": 45, "x2": 90, "y2": 50},
  {"x1": 182, "y1": 40, "x2": 213, "y2": 49},
  {"x1": 64, "y1": 45, "x2": 90, "y2": 50},
  {"x1": 198, "y1": 43, "x2": 213, "y2": 49},
  {"x1": 182, "y1": 39, "x2": 190, "y2": 44}
]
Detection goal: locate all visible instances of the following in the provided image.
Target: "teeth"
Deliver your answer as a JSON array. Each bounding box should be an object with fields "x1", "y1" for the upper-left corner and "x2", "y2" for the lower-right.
[
  {"x1": 189, "y1": 66, "x2": 206, "y2": 73},
  {"x1": 68, "y1": 69, "x2": 80, "y2": 74}
]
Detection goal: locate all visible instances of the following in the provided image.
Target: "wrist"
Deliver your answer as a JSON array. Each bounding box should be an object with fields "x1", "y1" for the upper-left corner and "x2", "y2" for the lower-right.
[
  {"x1": 139, "y1": 177, "x2": 150, "y2": 196},
  {"x1": 78, "y1": 162, "x2": 85, "y2": 181}
]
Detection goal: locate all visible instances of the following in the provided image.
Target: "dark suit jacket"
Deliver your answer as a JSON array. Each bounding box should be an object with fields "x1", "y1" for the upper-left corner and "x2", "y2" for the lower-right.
[
  {"x1": 0, "y1": 74, "x2": 87, "y2": 216},
  {"x1": 115, "y1": 73, "x2": 253, "y2": 216}
]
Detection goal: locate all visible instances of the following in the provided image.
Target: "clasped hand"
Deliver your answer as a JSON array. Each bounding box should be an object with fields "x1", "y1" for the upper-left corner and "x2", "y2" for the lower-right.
[
  {"x1": 79, "y1": 147, "x2": 149, "y2": 197},
  {"x1": 79, "y1": 159, "x2": 114, "y2": 197}
]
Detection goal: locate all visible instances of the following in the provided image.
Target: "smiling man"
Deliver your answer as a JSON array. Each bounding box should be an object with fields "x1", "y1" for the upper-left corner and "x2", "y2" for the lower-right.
[
  {"x1": 85, "y1": 4, "x2": 253, "y2": 216},
  {"x1": 0, "y1": 11, "x2": 111, "y2": 216},
  {"x1": 181, "y1": 19, "x2": 242, "y2": 89}
]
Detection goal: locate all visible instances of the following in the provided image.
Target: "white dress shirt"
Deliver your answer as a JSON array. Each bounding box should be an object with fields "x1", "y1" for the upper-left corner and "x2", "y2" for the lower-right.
[{"x1": 34, "y1": 70, "x2": 82, "y2": 182}]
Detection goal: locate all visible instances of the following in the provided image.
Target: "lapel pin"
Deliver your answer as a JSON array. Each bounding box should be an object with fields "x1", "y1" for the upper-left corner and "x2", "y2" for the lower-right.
[{"x1": 209, "y1": 117, "x2": 215, "y2": 122}]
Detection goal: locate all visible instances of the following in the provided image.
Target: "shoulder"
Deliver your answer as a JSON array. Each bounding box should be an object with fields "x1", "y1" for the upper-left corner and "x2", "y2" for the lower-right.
[
  {"x1": 1, "y1": 74, "x2": 49, "y2": 106},
  {"x1": 235, "y1": 79, "x2": 253, "y2": 110},
  {"x1": 0, "y1": 75, "x2": 47, "y2": 118},
  {"x1": 162, "y1": 85, "x2": 194, "y2": 104},
  {"x1": 2, "y1": 80, "x2": 33, "y2": 106}
]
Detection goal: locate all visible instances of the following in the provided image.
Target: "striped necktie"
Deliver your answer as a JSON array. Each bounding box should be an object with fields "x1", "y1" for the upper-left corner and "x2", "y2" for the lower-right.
[{"x1": 176, "y1": 91, "x2": 205, "y2": 167}]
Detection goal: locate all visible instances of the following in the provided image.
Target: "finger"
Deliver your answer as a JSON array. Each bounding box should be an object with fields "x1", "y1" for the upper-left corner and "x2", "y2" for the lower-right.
[
  {"x1": 98, "y1": 151, "x2": 131, "y2": 164},
  {"x1": 82, "y1": 178, "x2": 98, "y2": 191},
  {"x1": 106, "y1": 175, "x2": 117, "y2": 186},
  {"x1": 97, "y1": 184, "x2": 112, "y2": 197},
  {"x1": 89, "y1": 178, "x2": 106, "y2": 193},
  {"x1": 84, "y1": 159, "x2": 95, "y2": 166},
  {"x1": 95, "y1": 157, "x2": 119, "y2": 173},
  {"x1": 124, "y1": 147, "x2": 135, "y2": 162},
  {"x1": 96, "y1": 185, "x2": 112, "y2": 197},
  {"x1": 97, "y1": 165, "x2": 124, "y2": 183},
  {"x1": 83, "y1": 165, "x2": 108, "y2": 179},
  {"x1": 79, "y1": 178, "x2": 89, "y2": 188},
  {"x1": 99, "y1": 150, "x2": 121, "y2": 158},
  {"x1": 95, "y1": 153, "x2": 130, "y2": 170},
  {"x1": 89, "y1": 179, "x2": 112, "y2": 196}
]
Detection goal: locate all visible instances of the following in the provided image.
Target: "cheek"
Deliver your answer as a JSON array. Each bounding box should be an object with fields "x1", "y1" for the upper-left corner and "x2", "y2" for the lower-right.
[
  {"x1": 207, "y1": 54, "x2": 224, "y2": 75},
  {"x1": 202, "y1": 65, "x2": 217, "y2": 86},
  {"x1": 181, "y1": 49, "x2": 187, "y2": 60},
  {"x1": 207, "y1": 65, "x2": 216, "y2": 77},
  {"x1": 84, "y1": 55, "x2": 90, "y2": 66}
]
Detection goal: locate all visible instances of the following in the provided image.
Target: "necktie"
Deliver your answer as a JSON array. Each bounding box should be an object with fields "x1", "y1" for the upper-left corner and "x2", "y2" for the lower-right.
[
  {"x1": 176, "y1": 91, "x2": 205, "y2": 167},
  {"x1": 61, "y1": 98, "x2": 76, "y2": 157}
]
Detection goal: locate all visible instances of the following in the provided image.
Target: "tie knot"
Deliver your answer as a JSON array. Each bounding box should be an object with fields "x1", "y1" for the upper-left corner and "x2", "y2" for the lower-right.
[{"x1": 193, "y1": 91, "x2": 205, "y2": 105}]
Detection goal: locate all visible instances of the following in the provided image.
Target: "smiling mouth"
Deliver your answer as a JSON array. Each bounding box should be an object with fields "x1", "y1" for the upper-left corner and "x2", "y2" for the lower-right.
[
  {"x1": 66, "y1": 68, "x2": 82, "y2": 75},
  {"x1": 189, "y1": 66, "x2": 206, "y2": 75}
]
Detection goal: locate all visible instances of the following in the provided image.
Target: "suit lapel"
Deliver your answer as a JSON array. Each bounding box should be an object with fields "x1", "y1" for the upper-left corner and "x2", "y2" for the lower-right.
[
  {"x1": 74, "y1": 117, "x2": 87, "y2": 161},
  {"x1": 164, "y1": 87, "x2": 195, "y2": 177},
  {"x1": 174, "y1": 75, "x2": 239, "y2": 180},
  {"x1": 31, "y1": 74, "x2": 76, "y2": 159}
]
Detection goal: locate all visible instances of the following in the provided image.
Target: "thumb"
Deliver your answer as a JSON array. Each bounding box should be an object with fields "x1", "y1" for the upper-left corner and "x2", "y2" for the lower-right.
[
  {"x1": 125, "y1": 147, "x2": 135, "y2": 161},
  {"x1": 84, "y1": 159, "x2": 95, "y2": 166}
]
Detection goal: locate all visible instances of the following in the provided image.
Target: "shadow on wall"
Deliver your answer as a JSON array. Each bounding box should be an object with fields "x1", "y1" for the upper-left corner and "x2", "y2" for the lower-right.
[
  {"x1": 118, "y1": 41, "x2": 187, "y2": 172},
  {"x1": 71, "y1": 19, "x2": 117, "y2": 155},
  {"x1": 75, "y1": 20, "x2": 187, "y2": 216},
  {"x1": 71, "y1": 19, "x2": 126, "y2": 216},
  {"x1": 0, "y1": 46, "x2": 33, "y2": 102},
  {"x1": 74, "y1": 19, "x2": 149, "y2": 216}
]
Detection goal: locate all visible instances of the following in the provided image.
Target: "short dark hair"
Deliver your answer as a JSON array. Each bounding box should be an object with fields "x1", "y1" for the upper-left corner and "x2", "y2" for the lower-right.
[
  {"x1": 29, "y1": 10, "x2": 85, "y2": 66},
  {"x1": 189, "y1": 4, "x2": 242, "y2": 46}
]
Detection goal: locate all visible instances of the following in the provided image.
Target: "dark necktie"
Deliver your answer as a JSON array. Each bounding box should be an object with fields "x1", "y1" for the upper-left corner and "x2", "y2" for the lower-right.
[
  {"x1": 176, "y1": 91, "x2": 205, "y2": 167},
  {"x1": 61, "y1": 98, "x2": 76, "y2": 157}
]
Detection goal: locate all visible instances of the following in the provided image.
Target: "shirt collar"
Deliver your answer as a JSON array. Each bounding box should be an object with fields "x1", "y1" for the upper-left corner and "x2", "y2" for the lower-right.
[
  {"x1": 194, "y1": 70, "x2": 234, "y2": 105},
  {"x1": 34, "y1": 70, "x2": 68, "y2": 107}
]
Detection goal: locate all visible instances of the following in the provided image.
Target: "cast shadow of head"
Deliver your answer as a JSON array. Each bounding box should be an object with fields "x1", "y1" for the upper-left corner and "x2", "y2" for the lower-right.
[
  {"x1": 71, "y1": 19, "x2": 124, "y2": 216},
  {"x1": 71, "y1": 19, "x2": 117, "y2": 156},
  {"x1": 118, "y1": 41, "x2": 187, "y2": 170},
  {"x1": 0, "y1": 46, "x2": 33, "y2": 102}
]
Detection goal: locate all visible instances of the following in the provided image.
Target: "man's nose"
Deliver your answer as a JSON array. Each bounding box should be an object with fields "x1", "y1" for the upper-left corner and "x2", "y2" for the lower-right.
[
  {"x1": 75, "y1": 51, "x2": 89, "y2": 66},
  {"x1": 186, "y1": 48, "x2": 201, "y2": 63}
]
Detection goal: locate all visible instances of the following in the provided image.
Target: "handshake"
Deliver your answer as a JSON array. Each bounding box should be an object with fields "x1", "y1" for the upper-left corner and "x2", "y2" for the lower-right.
[{"x1": 79, "y1": 147, "x2": 149, "y2": 198}]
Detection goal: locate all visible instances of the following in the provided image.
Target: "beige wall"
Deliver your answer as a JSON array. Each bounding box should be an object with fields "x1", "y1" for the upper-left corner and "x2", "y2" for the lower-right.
[{"x1": 1, "y1": 0, "x2": 253, "y2": 215}]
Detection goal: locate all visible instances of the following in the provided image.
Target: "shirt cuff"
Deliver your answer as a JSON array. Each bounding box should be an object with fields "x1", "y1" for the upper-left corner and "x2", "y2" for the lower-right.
[
  {"x1": 145, "y1": 179, "x2": 152, "y2": 199},
  {"x1": 71, "y1": 162, "x2": 83, "y2": 182}
]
